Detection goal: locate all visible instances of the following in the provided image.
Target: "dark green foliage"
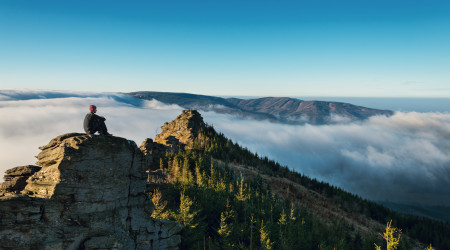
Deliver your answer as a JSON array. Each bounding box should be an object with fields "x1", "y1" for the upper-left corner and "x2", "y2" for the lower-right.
[
  {"x1": 150, "y1": 124, "x2": 450, "y2": 249},
  {"x1": 154, "y1": 151, "x2": 366, "y2": 249}
]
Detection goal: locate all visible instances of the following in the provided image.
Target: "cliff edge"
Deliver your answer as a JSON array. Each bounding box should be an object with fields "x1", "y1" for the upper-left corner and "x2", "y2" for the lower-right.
[{"x1": 0, "y1": 133, "x2": 181, "y2": 249}]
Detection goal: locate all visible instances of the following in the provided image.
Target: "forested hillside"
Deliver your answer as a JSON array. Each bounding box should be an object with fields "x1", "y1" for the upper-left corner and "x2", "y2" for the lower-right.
[{"x1": 147, "y1": 110, "x2": 450, "y2": 249}]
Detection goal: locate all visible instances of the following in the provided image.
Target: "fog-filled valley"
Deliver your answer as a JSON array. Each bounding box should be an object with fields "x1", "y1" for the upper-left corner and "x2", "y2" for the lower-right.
[{"x1": 1, "y1": 90, "x2": 449, "y2": 215}]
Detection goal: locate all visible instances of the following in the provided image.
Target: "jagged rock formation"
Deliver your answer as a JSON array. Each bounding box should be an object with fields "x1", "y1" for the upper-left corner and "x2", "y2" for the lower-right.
[
  {"x1": 0, "y1": 133, "x2": 182, "y2": 249},
  {"x1": 154, "y1": 110, "x2": 205, "y2": 149},
  {"x1": 0, "y1": 165, "x2": 41, "y2": 196}
]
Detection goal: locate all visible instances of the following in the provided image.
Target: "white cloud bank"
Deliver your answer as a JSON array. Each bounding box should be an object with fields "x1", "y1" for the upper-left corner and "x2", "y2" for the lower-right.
[
  {"x1": 1, "y1": 90, "x2": 449, "y2": 207},
  {"x1": 202, "y1": 111, "x2": 450, "y2": 206}
]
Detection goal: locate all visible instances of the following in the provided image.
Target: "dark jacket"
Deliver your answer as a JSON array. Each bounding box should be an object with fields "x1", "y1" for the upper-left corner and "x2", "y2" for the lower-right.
[{"x1": 84, "y1": 112, "x2": 106, "y2": 134}]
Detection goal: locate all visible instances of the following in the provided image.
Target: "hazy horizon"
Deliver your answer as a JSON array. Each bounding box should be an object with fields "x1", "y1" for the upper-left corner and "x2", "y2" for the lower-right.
[{"x1": 2, "y1": 89, "x2": 450, "y2": 112}]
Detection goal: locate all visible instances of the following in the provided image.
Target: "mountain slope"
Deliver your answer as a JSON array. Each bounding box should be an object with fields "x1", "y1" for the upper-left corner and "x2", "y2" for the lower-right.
[
  {"x1": 149, "y1": 110, "x2": 449, "y2": 249},
  {"x1": 226, "y1": 97, "x2": 392, "y2": 124},
  {"x1": 126, "y1": 91, "x2": 393, "y2": 125}
]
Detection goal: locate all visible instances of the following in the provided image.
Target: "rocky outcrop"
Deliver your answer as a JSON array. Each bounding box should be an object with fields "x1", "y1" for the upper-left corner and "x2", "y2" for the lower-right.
[
  {"x1": 0, "y1": 133, "x2": 182, "y2": 249},
  {"x1": 139, "y1": 138, "x2": 171, "y2": 170},
  {"x1": 154, "y1": 110, "x2": 206, "y2": 149},
  {"x1": 0, "y1": 165, "x2": 41, "y2": 196}
]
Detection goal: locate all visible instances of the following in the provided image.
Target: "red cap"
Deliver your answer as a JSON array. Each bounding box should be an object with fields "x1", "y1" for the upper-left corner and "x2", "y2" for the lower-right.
[{"x1": 89, "y1": 105, "x2": 97, "y2": 112}]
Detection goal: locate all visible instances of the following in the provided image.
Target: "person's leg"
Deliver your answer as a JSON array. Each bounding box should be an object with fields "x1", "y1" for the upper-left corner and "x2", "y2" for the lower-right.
[
  {"x1": 89, "y1": 116, "x2": 111, "y2": 135},
  {"x1": 98, "y1": 120, "x2": 110, "y2": 135},
  {"x1": 93, "y1": 116, "x2": 111, "y2": 135},
  {"x1": 89, "y1": 118, "x2": 102, "y2": 135}
]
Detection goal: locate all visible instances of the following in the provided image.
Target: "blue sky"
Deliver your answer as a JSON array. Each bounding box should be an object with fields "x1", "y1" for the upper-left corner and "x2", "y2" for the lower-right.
[{"x1": 1, "y1": 0, "x2": 450, "y2": 97}]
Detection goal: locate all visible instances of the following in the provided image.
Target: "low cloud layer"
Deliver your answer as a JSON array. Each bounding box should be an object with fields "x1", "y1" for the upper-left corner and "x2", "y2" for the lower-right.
[
  {"x1": 1, "y1": 90, "x2": 449, "y2": 207},
  {"x1": 202, "y1": 111, "x2": 450, "y2": 206}
]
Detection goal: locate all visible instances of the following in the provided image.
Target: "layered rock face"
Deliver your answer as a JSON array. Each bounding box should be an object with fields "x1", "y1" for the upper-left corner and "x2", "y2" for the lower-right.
[
  {"x1": 0, "y1": 165, "x2": 41, "y2": 196},
  {"x1": 0, "y1": 133, "x2": 181, "y2": 249},
  {"x1": 154, "y1": 110, "x2": 205, "y2": 149}
]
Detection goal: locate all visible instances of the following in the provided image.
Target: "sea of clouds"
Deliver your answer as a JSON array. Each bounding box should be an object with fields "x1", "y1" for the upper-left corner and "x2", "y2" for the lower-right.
[{"x1": 1, "y1": 90, "x2": 449, "y2": 207}]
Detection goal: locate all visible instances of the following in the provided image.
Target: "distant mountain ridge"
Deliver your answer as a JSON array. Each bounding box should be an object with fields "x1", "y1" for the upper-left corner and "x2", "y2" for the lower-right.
[{"x1": 127, "y1": 91, "x2": 393, "y2": 124}]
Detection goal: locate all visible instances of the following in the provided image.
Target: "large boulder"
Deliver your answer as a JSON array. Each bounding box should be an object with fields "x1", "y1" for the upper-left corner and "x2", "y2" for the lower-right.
[{"x1": 0, "y1": 133, "x2": 181, "y2": 249}]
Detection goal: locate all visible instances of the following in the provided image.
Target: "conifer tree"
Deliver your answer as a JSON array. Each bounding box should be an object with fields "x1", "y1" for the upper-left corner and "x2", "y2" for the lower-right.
[
  {"x1": 181, "y1": 156, "x2": 190, "y2": 185},
  {"x1": 151, "y1": 189, "x2": 169, "y2": 219},
  {"x1": 195, "y1": 162, "x2": 203, "y2": 186},
  {"x1": 278, "y1": 208, "x2": 287, "y2": 231},
  {"x1": 188, "y1": 170, "x2": 193, "y2": 186},
  {"x1": 236, "y1": 174, "x2": 250, "y2": 201},
  {"x1": 217, "y1": 201, "x2": 235, "y2": 248},
  {"x1": 289, "y1": 202, "x2": 296, "y2": 222},
  {"x1": 426, "y1": 243, "x2": 435, "y2": 250},
  {"x1": 159, "y1": 158, "x2": 164, "y2": 170},
  {"x1": 201, "y1": 171, "x2": 207, "y2": 188},
  {"x1": 375, "y1": 220, "x2": 402, "y2": 250},
  {"x1": 218, "y1": 212, "x2": 232, "y2": 238},
  {"x1": 250, "y1": 215, "x2": 256, "y2": 250},
  {"x1": 178, "y1": 191, "x2": 198, "y2": 228},
  {"x1": 216, "y1": 175, "x2": 227, "y2": 191},
  {"x1": 260, "y1": 220, "x2": 275, "y2": 249},
  {"x1": 209, "y1": 161, "x2": 215, "y2": 188},
  {"x1": 278, "y1": 209, "x2": 288, "y2": 249},
  {"x1": 171, "y1": 158, "x2": 180, "y2": 182},
  {"x1": 278, "y1": 209, "x2": 287, "y2": 226}
]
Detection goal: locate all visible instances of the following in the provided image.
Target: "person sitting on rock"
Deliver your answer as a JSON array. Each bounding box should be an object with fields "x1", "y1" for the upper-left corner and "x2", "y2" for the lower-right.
[{"x1": 83, "y1": 105, "x2": 112, "y2": 136}]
